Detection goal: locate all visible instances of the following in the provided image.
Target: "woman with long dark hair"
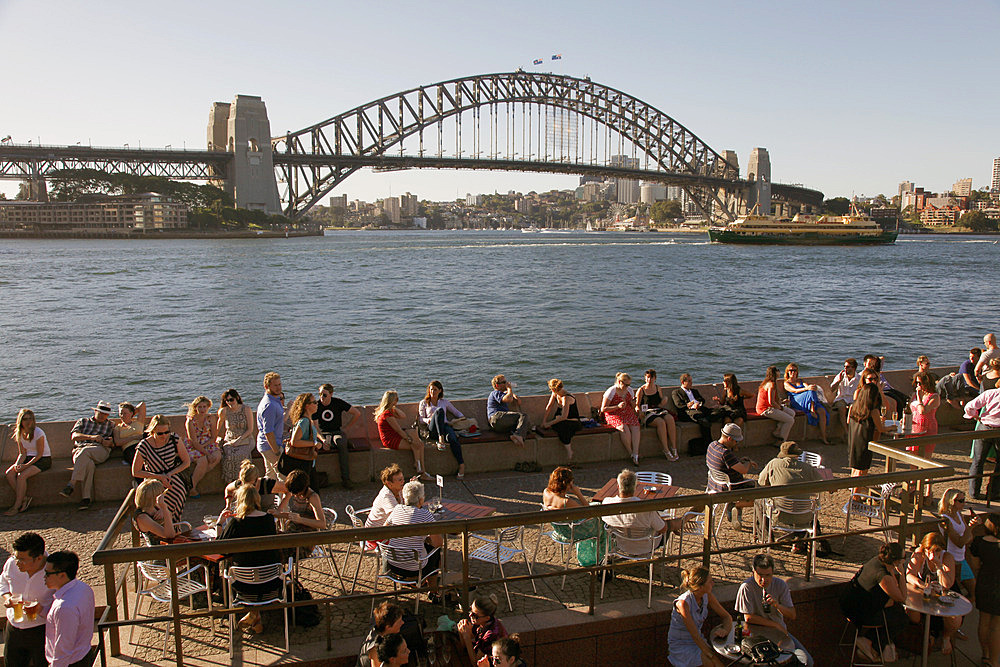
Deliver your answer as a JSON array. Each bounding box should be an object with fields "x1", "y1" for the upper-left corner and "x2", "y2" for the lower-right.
[
  {"x1": 757, "y1": 366, "x2": 795, "y2": 445},
  {"x1": 848, "y1": 384, "x2": 885, "y2": 478},
  {"x1": 217, "y1": 388, "x2": 256, "y2": 484},
  {"x1": 783, "y1": 363, "x2": 830, "y2": 445},
  {"x1": 635, "y1": 369, "x2": 678, "y2": 461},
  {"x1": 418, "y1": 380, "x2": 465, "y2": 478}
]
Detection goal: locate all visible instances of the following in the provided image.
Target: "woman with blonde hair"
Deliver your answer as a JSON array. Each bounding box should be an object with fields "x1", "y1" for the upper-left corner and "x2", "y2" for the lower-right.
[
  {"x1": 938, "y1": 488, "x2": 980, "y2": 603},
  {"x1": 375, "y1": 390, "x2": 431, "y2": 481},
  {"x1": 783, "y1": 363, "x2": 830, "y2": 445},
  {"x1": 132, "y1": 478, "x2": 177, "y2": 547},
  {"x1": 601, "y1": 372, "x2": 641, "y2": 465},
  {"x1": 667, "y1": 566, "x2": 731, "y2": 667},
  {"x1": 541, "y1": 379, "x2": 584, "y2": 462},
  {"x1": 132, "y1": 414, "x2": 190, "y2": 522},
  {"x1": 223, "y1": 459, "x2": 285, "y2": 512},
  {"x1": 184, "y1": 395, "x2": 220, "y2": 498},
  {"x1": 217, "y1": 484, "x2": 281, "y2": 634},
  {"x1": 4, "y1": 408, "x2": 51, "y2": 515}
]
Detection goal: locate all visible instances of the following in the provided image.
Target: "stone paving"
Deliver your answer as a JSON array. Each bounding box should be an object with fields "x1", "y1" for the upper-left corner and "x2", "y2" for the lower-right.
[{"x1": 1, "y1": 427, "x2": 990, "y2": 665}]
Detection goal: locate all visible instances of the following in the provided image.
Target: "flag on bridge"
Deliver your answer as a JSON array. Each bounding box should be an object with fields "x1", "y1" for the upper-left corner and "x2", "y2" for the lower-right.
[
  {"x1": 551, "y1": 54, "x2": 562, "y2": 60},
  {"x1": 532, "y1": 59, "x2": 543, "y2": 65}
]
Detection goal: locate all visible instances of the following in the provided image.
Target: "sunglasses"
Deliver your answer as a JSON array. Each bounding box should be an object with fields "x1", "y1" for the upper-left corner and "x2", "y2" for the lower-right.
[
  {"x1": 154, "y1": 429, "x2": 170, "y2": 436},
  {"x1": 955, "y1": 498, "x2": 966, "y2": 503},
  {"x1": 224, "y1": 398, "x2": 236, "y2": 404},
  {"x1": 43, "y1": 569, "x2": 64, "y2": 578}
]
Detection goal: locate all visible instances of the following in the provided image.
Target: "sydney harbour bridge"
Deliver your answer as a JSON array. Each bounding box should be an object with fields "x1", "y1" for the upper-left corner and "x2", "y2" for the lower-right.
[{"x1": 0, "y1": 72, "x2": 823, "y2": 221}]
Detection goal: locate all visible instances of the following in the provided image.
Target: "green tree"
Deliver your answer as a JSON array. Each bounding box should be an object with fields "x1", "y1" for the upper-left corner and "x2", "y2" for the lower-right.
[
  {"x1": 650, "y1": 200, "x2": 682, "y2": 223},
  {"x1": 823, "y1": 197, "x2": 851, "y2": 215},
  {"x1": 962, "y1": 210, "x2": 998, "y2": 233}
]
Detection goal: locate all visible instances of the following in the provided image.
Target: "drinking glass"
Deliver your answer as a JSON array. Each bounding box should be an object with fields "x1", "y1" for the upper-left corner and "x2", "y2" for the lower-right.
[
  {"x1": 23, "y1": 598, "x2": 39, "y2": 621},
  {"x1": 427, "y1": 638, "x2": 438, "y2": 666},
  {"x1": 11, "y1": 594, "x2": 23, "y2": 622}
]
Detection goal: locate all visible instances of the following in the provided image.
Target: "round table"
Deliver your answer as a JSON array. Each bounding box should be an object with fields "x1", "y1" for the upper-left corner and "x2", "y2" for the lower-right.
[
  {"x1": 711, "y1": 624, "x2": 796, "y2": 665},
  {"x1": 903, "y1": 591, "x2": 973, "y2": 667}
]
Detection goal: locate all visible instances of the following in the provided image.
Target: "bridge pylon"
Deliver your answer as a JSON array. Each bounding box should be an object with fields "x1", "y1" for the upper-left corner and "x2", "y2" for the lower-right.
[{"x1": 207, "y1": 95, "x2": 281, "y2": 215}]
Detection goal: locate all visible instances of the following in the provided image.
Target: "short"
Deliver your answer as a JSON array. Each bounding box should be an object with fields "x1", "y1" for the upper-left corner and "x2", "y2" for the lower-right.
[
  {"x1": 16, "y1": 456, "x2": 51, "y2": 472},
  {"x1": 959, "y1": 559, "x2": 975, "y2": 582}
]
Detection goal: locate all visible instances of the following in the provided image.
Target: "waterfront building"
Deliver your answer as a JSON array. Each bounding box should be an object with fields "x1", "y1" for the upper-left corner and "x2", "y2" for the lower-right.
[
  {"x1": 898, "y1": 180, "x2": 915, "y2": 205},
  {"x1": 919, "y1": 204, "x2": 962, "y2": 226},
  {"x1": 953, "y1": 178, "x2": 973, "y2": 197},
  {"x1": 381, "y1": 197, "x2": 401, "y2": 224},
  {"x1": 993, "y1": 158, "x2": 1000, "y2": 192},
  {"x1": 747, "y1": 147, "x2": 772, "y2": 215},
  {"x1": 639, "y1": 182, "x2": 667, "y2": 205},
  {"x1": 0, "y1": 193, "x2": 188, "y2": 232}
]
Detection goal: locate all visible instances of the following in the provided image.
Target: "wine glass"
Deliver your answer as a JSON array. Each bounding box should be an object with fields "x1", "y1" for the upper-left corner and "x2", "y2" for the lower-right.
[
  {"x1": 441, "y1": 640, "x2": 452, "y2": 664},
  {"x1": 427, "y1": 637, "x2": 437, "y2": 666}
]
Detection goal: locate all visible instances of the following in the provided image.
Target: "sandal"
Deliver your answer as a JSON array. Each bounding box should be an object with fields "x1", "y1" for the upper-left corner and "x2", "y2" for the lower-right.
[{"x1": 19, "y1": 497, "x2": 32, "y2": 512}]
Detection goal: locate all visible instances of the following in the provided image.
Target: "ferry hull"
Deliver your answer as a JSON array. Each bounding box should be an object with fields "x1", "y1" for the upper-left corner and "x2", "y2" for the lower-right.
[{"x1": 708, "y1": 228, "x2": 898, "y2": 245}]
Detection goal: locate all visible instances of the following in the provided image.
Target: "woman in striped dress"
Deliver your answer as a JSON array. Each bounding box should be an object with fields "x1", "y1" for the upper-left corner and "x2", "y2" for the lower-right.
[{"x1": 131, "y1": 414, "x2": 191, "y2": 522}]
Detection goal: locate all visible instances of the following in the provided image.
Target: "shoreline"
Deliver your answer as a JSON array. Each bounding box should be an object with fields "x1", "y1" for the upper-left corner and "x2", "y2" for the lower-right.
[{"x1": 0, "y1": 229, "x2": 322, "y2": 240}]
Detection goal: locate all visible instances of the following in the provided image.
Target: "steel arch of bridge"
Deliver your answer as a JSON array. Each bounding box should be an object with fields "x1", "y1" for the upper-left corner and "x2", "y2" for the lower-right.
[{"x1": 273, "y1": 72, "x2": 745, "y2": 220}]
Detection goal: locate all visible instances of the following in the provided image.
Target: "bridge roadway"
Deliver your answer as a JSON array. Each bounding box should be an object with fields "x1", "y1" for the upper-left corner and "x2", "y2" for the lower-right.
[{"x1": 0, "y1": 143, "x2": 823, "y2": 207}]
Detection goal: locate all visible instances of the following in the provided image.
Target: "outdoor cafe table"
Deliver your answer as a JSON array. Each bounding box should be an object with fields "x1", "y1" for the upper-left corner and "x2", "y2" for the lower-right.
[
  {"x1": 903, "y1": 590, "x2": 973, "y2": 667},
  {"x1": 710, "y1": 623, "x2": 796, "y2": 665},
  {"x1": 430, "y1": 499, "x2": 497, "y2": 583},
  {"x1": 591, "y1": 477, "x2": 679, "y2": 503}
]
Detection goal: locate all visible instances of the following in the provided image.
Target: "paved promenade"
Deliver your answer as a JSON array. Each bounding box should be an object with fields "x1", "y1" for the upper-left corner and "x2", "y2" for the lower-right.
[{"x1": 1, "y1": 427, "x2": 988, "y2": 666}]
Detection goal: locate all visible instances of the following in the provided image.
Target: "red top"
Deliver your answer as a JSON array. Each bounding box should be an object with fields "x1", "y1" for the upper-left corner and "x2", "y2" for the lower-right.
[
  {"x1": 756, "y1": 383, "x2": 773, "y2": 414},
  {"x1": 376, "y1": 411, "x2": 402, "y2": 449}
]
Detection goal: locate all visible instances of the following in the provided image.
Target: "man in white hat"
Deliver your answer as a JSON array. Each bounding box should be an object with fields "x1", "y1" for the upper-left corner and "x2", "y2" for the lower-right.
[
  {"x1": 706, "y1": 423, "x2": 757, "y2": 529},
  {"x1": 59, "y1": 401, "x2": 115, "y2": 510}
]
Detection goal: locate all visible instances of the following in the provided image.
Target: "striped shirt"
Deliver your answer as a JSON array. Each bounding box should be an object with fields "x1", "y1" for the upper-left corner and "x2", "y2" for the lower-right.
[
  {"x1": 706, "y1": 440, "x2": 742, "y2": 491},
  {"x1": 384, "y1": 504, "x2": 436, "y2": 569}
]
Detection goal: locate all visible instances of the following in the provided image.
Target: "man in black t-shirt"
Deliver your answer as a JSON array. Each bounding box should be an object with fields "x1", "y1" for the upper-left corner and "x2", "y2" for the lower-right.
[{"x1": 314, "y1": 383, "x2": 362, "y2": 489}]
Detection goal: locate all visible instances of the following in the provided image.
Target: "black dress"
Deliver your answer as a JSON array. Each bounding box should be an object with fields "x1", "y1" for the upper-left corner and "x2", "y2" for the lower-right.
[
  {"x1": 848, "y1": 416, "x2": 876, "y2": 471},
  {"x1": 969, "y1": 536, "x2": 1000, "y2": 615},
  {"x1": 552, "y1": 396, "x2": 583, "y2": 445},
  {"x1": 218, "y1": 513, "x2": 282, "y2": 597},
  {"x1": 839, "y1": 557, "x2": 908, "y2": 641},
  {"x1": 719, "y1": 391, "x2": 748, "y2": 423},
  {"x1": 640, "y1": 387, "x2": 673, "y2": 427}
]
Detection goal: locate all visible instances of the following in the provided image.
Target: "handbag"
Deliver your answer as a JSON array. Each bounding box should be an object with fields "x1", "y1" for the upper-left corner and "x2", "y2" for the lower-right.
[
  {"x1": 449, "y1": 416, "x2": 477, "y2": 433},
  {"x1": 740, "y1": 635, "x2": 782, "y2": 664}
]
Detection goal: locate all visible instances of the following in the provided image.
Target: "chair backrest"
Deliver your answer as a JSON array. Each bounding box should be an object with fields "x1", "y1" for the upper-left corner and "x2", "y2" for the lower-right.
[
  {"x1": 798, "y1": 451, "x2": 822, "y2": 467},
  {"x1": 377, "y1": 544, "x2": 422, "y2": 569},
  {"x1": 607, "y1": 525, "x2": 659, "y2": 556},
  {"x1": 345, "y1": 504, "x2": 364, "y2": 528},
  {"x1": 228, "y1": 562, "x2": 284, "y2": 585},
  {"x1": 636, "y1": 471, "x2": 672, "y2": 486},
  {"x1": 322, "y1": 507, "x2": 337, "y2": 529},
  {"x1": 137, "y1": 561, "x2": 170, "y2": 583},
  {"x1": 771, "y1": 495, "x2": 818, "y2": 515},
  {"x1": 707, "y1": 468, "x2": 731, "y2": 492},
  {"x1": 497, "y1": 525, "x2": 523, "y2": 542},
  {"x1": 677, "y1": 511, "x2": 705, "y2": 536}
]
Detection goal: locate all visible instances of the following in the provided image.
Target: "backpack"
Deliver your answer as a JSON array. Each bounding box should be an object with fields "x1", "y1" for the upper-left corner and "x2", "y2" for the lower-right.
[{"x1": 740, "y1": 635, "x2": 782, "y2": 664}]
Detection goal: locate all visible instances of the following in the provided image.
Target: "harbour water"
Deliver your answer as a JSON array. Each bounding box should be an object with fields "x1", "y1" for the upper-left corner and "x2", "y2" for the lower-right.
[{"x1": 2, "y1": 230, "x2": 997, "y2": 421}]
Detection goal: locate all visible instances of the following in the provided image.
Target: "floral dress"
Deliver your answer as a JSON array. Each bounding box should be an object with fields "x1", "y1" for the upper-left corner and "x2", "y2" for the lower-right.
[
  {"x1": 185, "y1": 415, "x2": 219, "y2": 460},
  {"x1": 602, "y1": 385, "x2": 639, "y2": 429}
]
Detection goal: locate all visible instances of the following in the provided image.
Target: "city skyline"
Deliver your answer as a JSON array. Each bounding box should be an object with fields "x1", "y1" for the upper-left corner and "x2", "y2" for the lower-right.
[{"x1": 1, "y1": 0, "x2": 998, "y2": 205}]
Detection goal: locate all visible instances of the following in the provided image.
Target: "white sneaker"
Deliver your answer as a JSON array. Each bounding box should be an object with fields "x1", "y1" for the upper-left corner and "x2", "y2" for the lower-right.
[{"x1": 436, "y1": 442, "x2": 447, "y2": 451}]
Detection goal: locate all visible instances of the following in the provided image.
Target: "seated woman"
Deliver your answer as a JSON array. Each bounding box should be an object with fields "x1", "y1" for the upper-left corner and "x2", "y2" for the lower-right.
[
  {"x1": 217, "y1": 388, "x2": 256, "y2": 484},
  {"x1": 184, "y1": 396, "x2": 221, "y2": 499},
  {"x1": 114, "y1": 401, "x2": 147, "y2": 465},
  {"x1": 716, "y1": 373, "x2": 752, "y2": 428},
  {"x1": 457, "y1": 594, "x2": 507, "y2": 666},
  {"x1": 635, "y1": 369, "x2": 678, "y2": 461},
  {"x1": 540, "y1": 379, "x2": 584, "y2": 463},
  {"x1": 223, "y1": 459, "x2": 285, "y2": 514},
  {"x1": 374, "y1": 634, "x2": 410, "y2": 667},
  {"x1": 4, "y1": 408, "x2": 51, "y2": 516},
  {"x1": 132, "y1": 478, "x2": 177, "y2": 547},
  {"x1": 666, "y1": 566, "x2": 731, "y2": 667},
  {"x1": 908, "y1": 372, "x2": 941, "y2": 452},
  {"x1": 375, "y1": 390, "x2": 432, "y2": 482},
  {"x1": 601, "y1": 372, "x2": 641, "y2": 465},
  {"x1": 358, "y1": 601, "x2": 404, "y2": 667},
  {"x1": 783, "y1": 364, "x2": 830, "y2": 445},
  {"x1": 486, "y1": 635, "x2": 527, "y2": 667},
  {"x1": 757, "y1": 366, "x2": 796, "y2": 445},
  {"x1": 217, "y1": 484, "x2": 282, "y2": 635},
  {"x1": 938, "y1": 488, "x2": 979, "y2": 603},
  {"x1": 132, "y1": 415, "x2": 191, "y2": 523},
  {"x1": 418, "y1": 380, "x2": 465, "y2": 479},
  {"x1": 839, "y1": 542, "x2": 909, "y2": 662},
  {"x1": 906, "y1": 531, "x2": 962, "y2": 655},
  {"x1": 281, "y1": 393, "x2": 323, "y2": 489},
  {"x1": 273, "y1": 469, "x2": 326, "y2": 533},
  {"x1": 542, "y1": 466, "x2": 600, "y2": 544}
]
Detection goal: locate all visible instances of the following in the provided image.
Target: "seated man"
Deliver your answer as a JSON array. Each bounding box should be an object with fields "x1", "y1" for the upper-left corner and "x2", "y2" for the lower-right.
[
  {"x1": 706, "y1": 423, "x2": 756, "y2": 529},
  {"x1": 670, "y1": 373, "x2": 724, "y2": 447},
  {"x1": 366, "y1": 464, "x2": 405, "y2": 528},
  {"x1": 601, "y1": 469, "x2": 670, "y2": 553},
  {"x1": 975, "y1": 333, "x2": 1000, "y2": 382},
  {"x1": 313, "y1": 382, "x2": 362, "y2": 490},
  {"x1": 59, "y1": 401, "x2": 116, "y2": 510},
  {"x1": 937, "y1": 348, "x2": 982, "y2": 409},
  {"x1": 383, "y1": 481, "x2": 444, "y2": 601},
  {"x1": 757, "y1": 441, "x2": 825, "y2": 551},
  {"x1": 829, "y1": 358, "x2": 859, "y2": 437},
  {"x1": 736, "y1": 554, "x2": 813, "y2": 666},
  {"x1": 487, "y1": 374, "x2": 531, "y2": 448}
]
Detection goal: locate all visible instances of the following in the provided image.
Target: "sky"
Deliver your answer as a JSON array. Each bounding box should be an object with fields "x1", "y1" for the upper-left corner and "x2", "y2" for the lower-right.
[{"x1": 2, "y1": 0, "x2": 998, "y2": 204}]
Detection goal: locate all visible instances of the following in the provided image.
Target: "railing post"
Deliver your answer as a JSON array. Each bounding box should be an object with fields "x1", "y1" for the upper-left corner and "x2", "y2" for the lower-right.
[
  {"x1": 167, "y1": 557, "x2": 183, "y2": 666},
  {"x1": 702, "y1": 505, "x2": 713, "y2": 569},
  {"x1": 897, "y1": 486, "x2": 911, "y2": 549},
  {"x1": 461, "y1": 528, "x2": 471, "y2": 612},
  {"x1": 103, "y1": 563, "x2": 120, "y2": 656}
]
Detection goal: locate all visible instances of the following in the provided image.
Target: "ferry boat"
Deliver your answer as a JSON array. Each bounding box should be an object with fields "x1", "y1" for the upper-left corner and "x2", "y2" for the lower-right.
[{"x1": 708, "y1": 207, "x2": 897, "y2": 245}]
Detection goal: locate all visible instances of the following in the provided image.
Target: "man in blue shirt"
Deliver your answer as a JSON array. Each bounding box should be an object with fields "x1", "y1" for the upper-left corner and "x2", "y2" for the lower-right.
[
  {"x1": 486, "y1": 374, "x2": 530, "y2": 448},
  {"x1": 256, "y1": 372, "x2": 284, "y2": 479}
]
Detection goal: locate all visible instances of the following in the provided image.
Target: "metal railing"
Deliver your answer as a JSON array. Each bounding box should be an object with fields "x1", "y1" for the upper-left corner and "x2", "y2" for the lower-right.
[{"x1": 92, "y1": 429, "x2": 998, "y2": 666}]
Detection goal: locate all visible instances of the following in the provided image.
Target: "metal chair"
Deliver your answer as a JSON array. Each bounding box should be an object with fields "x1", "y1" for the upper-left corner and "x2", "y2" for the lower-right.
[
  {"x1": 222, "y1": 557, "x2": 293, "y2": 657},
  {"x1": 292, "y1": 507, "x2": 347, "y2": 593},
  {"x1": 636, "y1": 471, "x2": 672, "y2": 486},
  {"x1": 599, "y1": 525, "x2": 663, "y2": 608},
  {"x1": 532, "y1": 504, "x2": 594, "y2": 590},
  {"x1": 344, "y1": 505, "x2": 380, "y2": 594},
  {"x1": 842, "y1": 482, "x2": 898, "y2": 544},
  {"x1": 765, "y1": 495, "x2": 820, "y2": 575},
  {"x1": 705, "y1": 467, "x2": 755, "y2": 576},
  {"x1": 838, "y1": 611, "x2": 890, "y2": 666},
  {"x1": 133, "y1": 561, "x2": 213, "y2": 659},
  {"x1": 374, "y1": 544, "x2": 441, "y2": 614},
  {"x1": 798, "y1": 450, "x2": 822, "y2": 467},
  {"x1": 469, "y1": 525, "x2": 535, "y2": 611}
]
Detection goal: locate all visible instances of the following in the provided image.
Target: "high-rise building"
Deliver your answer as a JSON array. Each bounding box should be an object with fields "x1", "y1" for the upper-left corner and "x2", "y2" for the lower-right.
[
  {"x1": 639, "y1": 182, "x2": 667, "y2": 205},
  {"x1": 898, "y1": 181, "x2": 915, "y2": 206},
  {"x1": 746, "y1": 148, "x2": 771, "y2": 215},
  {"x1": 466, "y1": 193, "x2": 483, "y2": 206},
  {"x1": 953, "y1": 178, "x2": 973, "y2": 197},
  {"x1": 328, "y1": 194, "x2": 347, "y2": 210},
  {"x1": 399, "y1": 192, "x2": 419, "y2": 217},
  {"x1": 610, "y1": 155, "x2": 640, "y2": 204},
  {"x1": 381, "y1": 197, "x2": 400, "y2": 224},
  {"x1": 992, "y1": 158, "x2": 1000, "y2": 192}
]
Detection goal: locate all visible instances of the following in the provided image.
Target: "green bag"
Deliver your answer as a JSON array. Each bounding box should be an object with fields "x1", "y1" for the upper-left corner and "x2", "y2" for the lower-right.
[{"x1": 575, "y1": 528, "x2": 609, "y2": 567}]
